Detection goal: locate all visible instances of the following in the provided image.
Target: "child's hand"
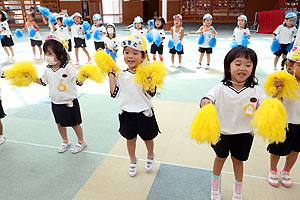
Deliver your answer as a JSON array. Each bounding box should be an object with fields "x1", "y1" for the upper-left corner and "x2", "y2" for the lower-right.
[
  {"x1": 275, "y1": 78, "x2": 283, "y2": 88},
  {"x1": 200, "y1": 98, "x2": 213, "y2": 108}
]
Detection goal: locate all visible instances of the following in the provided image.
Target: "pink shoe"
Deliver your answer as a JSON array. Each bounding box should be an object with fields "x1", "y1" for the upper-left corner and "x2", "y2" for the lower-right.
[
  {"x1": 74, "y1": 59, "x2": 80, "y2": 65},
  {"x1": 280, "y1": 169, "x2": 292, "y2": 188},
  {"x1": 87, "y1": 58, "x2": 92, "y2": 64},
  {"x1": 268, "y1": 169, "x2": 279, "y2": 187},
  {"x1": 211, "y1": 176, "x2": 221, "y2": 200}
]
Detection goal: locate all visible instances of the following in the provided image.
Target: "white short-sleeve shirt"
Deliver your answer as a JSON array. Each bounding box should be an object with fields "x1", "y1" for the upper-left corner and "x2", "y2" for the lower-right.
[
  {"x1": 104, "y1": 36, "x2": 118, "y2": 50},
  {"x1": 273, "y1": 24, "x2": 297, "y2": 44},
  {"x1": 91, "y1": 24, "x2": 106, "y2": 42},
  {"x1": 71, "y1": 23, "x2": 84, "y2": 39},
  {"x1": 233, "y1": 27, "x2": 251, "y2": 43},
  {"x1": 283, "y1": 88, "x2": 300, "y2": 124},
  {"x1": 0, "y1": 21, "x2": 12, "y2": 36}
]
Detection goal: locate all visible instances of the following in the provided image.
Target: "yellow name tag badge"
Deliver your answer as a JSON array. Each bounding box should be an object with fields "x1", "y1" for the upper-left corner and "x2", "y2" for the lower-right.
[
  {"x1": 244, "y1": 104, "x2": 256, "y2": 116},
  {"x1": 57, "y1": 83, "x2": 66, "y2": 92}
]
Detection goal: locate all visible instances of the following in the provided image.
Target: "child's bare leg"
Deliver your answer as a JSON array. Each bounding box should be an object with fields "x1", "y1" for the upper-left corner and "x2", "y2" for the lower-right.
[
  {"x1": 207, "y1": 53, "x2": 211, "y2": 65},
  {"x1": 284, "y1": 151, "x2": 299, "y2": 172},
  {"x1": 144, "y1": 139, "x2": 154, "y2": 158},
  {"x1": 171, "y1": 54, "x2": 175, "y2": 65},
  {"x1": 270, "y1": 153, "x2": 280, "y2": 171},
  {"x1": 231, "y1": 155, "x2": 243, "y2": 182},
  {"x1": 3, "y1": 47, "x2": 9, "y2": 57},
  {"x1": 32, "y1": 46, "x2": 36, "y2": 56},
  {"x1": 274, "y1": 56, "x2": 280, "y2": 68},
  {"x1": 127, "y1": 137, "x2": 137, "y2": 162},
  {"x1": 75, "y1": 48, "x2": 79, "y2": 60},
  {"x1": 178, "y1": 54, "x2": 182, "y2": 65},
  {"x1": 57, "y1": 123, "x2": 68, "y2": 142},
  {"x1": 72, "y1": 124, "x2": 84, "y2": 143},
  {"x1": 38, "y1": 46, "x2": 42, "y2": 57},
  {"x1": 213, "y1": 155, "x2": 227, "y2": 176},
  {"x1": 82, "y1": 47, "x2": 91, "y2": 59},
  {"x1": 199, "y1": 53, "x2": 205, "y2": 64},
  {"x1": 152, "y1": 54, "x2": 156, "y2": 61},
  {"x1": 8, "y1": 46, "x2": 14, "y2": 57},
  {"x1": 0, "y1": 120, "x2": 3, "y2": 135}
]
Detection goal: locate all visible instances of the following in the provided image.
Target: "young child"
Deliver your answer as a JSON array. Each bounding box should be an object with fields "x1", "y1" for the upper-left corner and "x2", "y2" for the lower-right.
[
  {"x1": 233, "y1": 15, "x2": 251, "y2": 46},
  {"x1": 68, "y1": 12, "x2": 91, "y2": 65},
  {"x1": 21, "y1": 12, "x2": 43, "y2": 60},
  {"x1": 91, "y1": 13, "x2": 106, "y2": 51},
  {"x1": 52, "y1": 13, "x2": 72, "y2": 52},
  {"x1": 36, "y1": 36, "x2": 86, "y2": 153},
  {"x1": 196, "y1": 13, "x2": 217, "y2": 70},
  {"x1": 267, "y1": 46, "x2": 300, "y2": 188},
  {"x1": 170, "y1": 14, "x2": 184, "y2": 67},
  {"x1": 200, "y1": 46, "x2": 265, "y2": 200},
  {"x1": 0, "y1": 10, "x2": 14, "y2": 61},
  {"x1": 108, "y1": 35, "x2": 160, "y2": 177},
  {"x1": 42, "y1": 13, "x2": 57, "y2": 35},
  {"x1": 149, "y1": 17, "x2": 165, "y2": 61},
  {"x1": 273, "y1": 12, "x2": 297, "y2": 71},
  {"x1": 0, "y1": 66, "x2": 6, "y2": 145},
  {"x1": 104, "y1": 23, "x2": 118, "y2": 61}
]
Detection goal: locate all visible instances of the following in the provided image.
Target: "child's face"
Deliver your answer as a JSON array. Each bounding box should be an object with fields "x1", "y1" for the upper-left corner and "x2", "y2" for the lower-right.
[
  {"x1": 94, "y1": 19, "x2": 101, "y2": 26},
  {"x1": 107, "y1": 25, "x2": 114, "y2": 34},
  {"x1": 230, "y1": 57, "x2": 253, "y2": 84},
  {"x1": 74, "y1": 16, "x2": 81, "y2": 24},
  {"x1": 26, "y1": 14, "x2": 33, "y2": 21},
  {"x1": 155, "y1": 20, "x2": 162, "y2": 28},
  {"x1": 203, "y1": 18, "x2": 212, "y2": 26},
  {"x1": 45, "y1": 47, "x2": 60, "y2": 63},
  {"x1": 237, "y1": 19, "x2": 246, "y2": 28},
  {"x1": 174, "y1": 18, "x2": 181, "y2": 26},
  {"x1": 123, "y1": 46, "x2": 144, "y2": 69},
  {"x1": 288, "y1": 61, "x2": 300, "y2": 81},
  {"x1": 56, "y1": 18, "x2": 63, "y2": 26},
  {"x1": 135, "y1": 22, "x2": 142, "y2": 29},
  {"x1": 285, "y1": 17, "x2": 296, "y2": 27}
]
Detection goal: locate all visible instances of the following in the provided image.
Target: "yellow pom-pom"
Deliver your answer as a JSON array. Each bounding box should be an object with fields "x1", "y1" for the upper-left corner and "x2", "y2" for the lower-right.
[
  {"x1": 264, "y1": 71, "x2": 300, "y2": 101},
  {"x1": 4, "y1": 61, "x2": 38, "y2": 87},
  {"x1": 135, "y1": 61, "x2": 167, "y2": 92},
  {"x1": 77, "y1": 64, "x2": 105, "y2": 83},
  {"x1": 93, "y1": 50, "x2": 119, "y2": 75},
  {"x1": 190, "y1": 104, "x2": 221, "y2": 145},
  {"x1": 250, "y1": 98, "x2": 287, "y2": 144}
]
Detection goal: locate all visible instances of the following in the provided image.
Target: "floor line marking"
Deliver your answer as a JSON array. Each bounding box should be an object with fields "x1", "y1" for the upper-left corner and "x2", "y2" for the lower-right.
[{"x1": 6, "y1": 139, "x2": 300, "y2": 185}]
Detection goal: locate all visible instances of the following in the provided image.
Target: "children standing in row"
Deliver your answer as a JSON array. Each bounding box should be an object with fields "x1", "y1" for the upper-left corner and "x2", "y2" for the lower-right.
[
  {"x1": 0, "y1": 10, "x2": 15, "y2": 61},
  {"x1": 104, "y1": 23, "x2": 118, "y2": 61},
  {"x1": 200, "y1": 46, "x2": 265, "y2": 200},
  {"x1": 149, "y1": 17, "x2": 165, "y2": 62},
  {"x1": 68, "y1": 12, "x2": 91, "y2": 65},
  {"x1": 109, "y1": 36, "x2": 160, "y2": 176},
  {"x1": 268, "y1": 47, "x2": 300, "y2": 188},
  {"x1": 52, "y1": 13, "x2": 72, "y2": 52},
  {"x1": 36, "y1": 36, "x2": 86, "y2": 153},
  {"x1": 170, "y1": 14, "x2": 184, "y2": 67},
  {"x1": 21, "y1": 12, "x2": 43, "y2": 60},
  {"x1": 91, "y1": 14, "x2": 106, "y2": 51},
  {"x1": 233, "y1": 15, "x2": 251, "y2": 46},
  {"x1": 273, "y1": 12, "x2": 297, "y2": 71}
]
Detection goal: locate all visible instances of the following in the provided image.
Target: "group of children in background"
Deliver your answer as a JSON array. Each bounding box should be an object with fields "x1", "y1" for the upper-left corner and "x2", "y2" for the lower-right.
[{"x1": 0, "y1": 8, "x2": 300, "y2": 200}]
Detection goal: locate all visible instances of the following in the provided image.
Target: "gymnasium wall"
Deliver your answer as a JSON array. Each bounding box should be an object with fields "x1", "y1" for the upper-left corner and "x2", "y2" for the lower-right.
[{"x1": 59, "y1": 0, "x2": 83, "y2": 16}]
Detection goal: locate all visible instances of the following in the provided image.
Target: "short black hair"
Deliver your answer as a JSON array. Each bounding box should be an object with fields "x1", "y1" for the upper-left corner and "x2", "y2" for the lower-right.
[
  {"x1": 154, "y1": 17, "x2": 165, "y2": 29},
  {"x1": 27, "y1": 11, "x2": 35, "y2": 19},
  {"x1": 222, "y1": 46, "x2": 258, "y2": 87},
  {"x1": 43, "y1": 39, "x2": 68, "y2": 65},
  {"x1": 0, "y1": 10, "x2": 7, "y2": 22}
]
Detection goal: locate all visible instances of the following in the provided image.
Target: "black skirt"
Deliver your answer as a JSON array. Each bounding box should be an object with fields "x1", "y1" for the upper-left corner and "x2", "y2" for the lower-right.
[
  {"x1": 1, "y1": 35, "x2": 14, "y2": 47},
  {"x1": 51, "y1": 99, "x2": 82, "y2": 127},
  {"x1": 118, "y1": 109, "x2": 160, "y2": 141},
  {"x1": 0, "y1": 100, "x2": 6, "y2": 119}
]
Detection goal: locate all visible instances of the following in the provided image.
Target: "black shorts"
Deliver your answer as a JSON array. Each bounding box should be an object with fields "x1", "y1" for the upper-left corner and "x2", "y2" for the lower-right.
[
  {"x1": 150, "y1": 43, "x2": 163, "y2": 54},
  {"x1": 67, "y1": 39, "x2": 72, "y2": 52},
  {"x1": 274, "y1": 43, "x2": 290, "y2": 56},
  {"x1": 211, "y1": 133, "x2": 254, "y2": 161},
  {"x1": 74, "y1": 37, "x2": 87, "y2": 48},
  {"x1": 198, "y1": 47, "x2": 212, "y2": 54},
  {"x1": 30, "y1": 39, "x2": 42, "y2": 47},
  {"x1": 118, "y1": 110, "x2": 160, "y2": 141},
  {"x1": 51, "y1": 99, "x2": 82, "y2": 127},
  {"x1": 1, "y1": 35, "x2": 14, "y2": 47},
  {"x1": 94, "y1": 41, "x2": 105, "y2": 51},
  {"x1": 267, "y1": 123, "x2": 300, "y2": 156},
  {"x1": 169, "y1": 46, "x2": 184, "y2": 55},
  {"x1": 0, "y1": 100, "x2": 6, "y2": 119}
]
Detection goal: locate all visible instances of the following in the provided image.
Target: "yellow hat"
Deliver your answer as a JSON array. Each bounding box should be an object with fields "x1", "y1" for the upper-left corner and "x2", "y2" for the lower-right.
[
  {"x1": 121, "y1": 35, "x2": 147, "y2": 52},
  {"x1": 288, "y1": 46, "x2": 300, "y2": 63}
]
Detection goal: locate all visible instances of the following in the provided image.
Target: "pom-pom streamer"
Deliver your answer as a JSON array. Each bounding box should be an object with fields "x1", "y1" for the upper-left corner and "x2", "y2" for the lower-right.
[
  {"x1": 250, "y1": 98, "x2": 287, "y2": 144},
  {"x1": 286, "y1": 41, "x2": 294, "y2": 52},
  {"x1": 94, "y1": 50, "x2": 120, "y2": 76},
  {"x1": 153, "y1": 32, "x2": 161, "y2": 47},
  {"x1": 230, "y1": 40, "x2": 238, "y2": 48},
  {"x1": 241, "y1": 34, "x2": 250, "y2": 47},
  {"x1": 168, "y1": 39, "x2": 175, "y2": 49},
  {"x1": 208, "y1": 37, "x2": 217, "y2": 48},
  {"x1": 29, "y1": 29, "x2": 36, "y2": 37},
  {"x1": 63, "y1": 17, "x2": 74, "y2": 26},
  {"x1": 146, "y1": 31, "x2": 153, "y2": 43},
  {"x1": 271, "y1": 38, "x2": 281, "y2": 53},
  {"x1": 38, "y1": 7, "x2": 51, "y2": 17},
  {"x1": 148, "y1": 19, "x2": 154, "y2": 28},
  {"x1": 190, "y1": 104, "x2": 221, "y2": 145},
  {"x1": 175, "y1": 41, "x2": 183, "y2": 52},
  {"x1": 93, "y1": 30, "x2": 101, "y2": 40},
  {"x1": 82, "y1": 21, "x2": 90, "y2": 31},
  {"x1": 16, "y1": 29, "x2": 23, "y2": 38},
  {"x1": 48, "y1": 14, "x2": 57, "y2": 24},
  {"x1": 198, "y1": 34, "x2": 204, "y2": 45},
  {"x1": 85, "y1": 31, "x2": 91, "y2": 40},
  {"x1": 77, "y1": 64, "x2": 105, "y2": 83}
]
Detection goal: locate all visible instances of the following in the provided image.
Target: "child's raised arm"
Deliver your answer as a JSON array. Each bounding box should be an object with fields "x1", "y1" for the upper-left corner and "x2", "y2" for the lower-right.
[
  {"x1": 21, "y1": 22, "x2": 28, "y2": 32},
  {"x1": 32, "y1": 21, "x2": 40, "y2": 31},
  {"x1": 42, "y1": 15, "x2": 48, "y2": 25},
  {"x1": 108, "y1": 69, "x2": 118, "y2": 97},
  {"x1": 196, "y1": 26, "x2": 203, "y2": 34}
]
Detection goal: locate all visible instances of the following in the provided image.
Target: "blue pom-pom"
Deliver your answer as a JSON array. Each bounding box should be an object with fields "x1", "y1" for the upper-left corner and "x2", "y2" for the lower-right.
[
  {"x1": 208, "y1": 37, "x2": 217, "y2": 48},
  {"x1": 105, "y1": 48, "x2": 110, "y2": 55},
  {"x1": 198, "y1": 34, "x2": 204, "y2": 45},
  {"x1": 286, "y1": 41, "x2": 294, "y2": 52},
  {"x1": 271, "y1": 38, "x2": 281, "y2": 53},
  {"x1": 83, "y1": 21, "x2": 90, "y2": 31},
  {"x1": 93, "y1": 30, "x2": 101, "y2": 40},
  {"x1": 38, "y1": 7, "x2": 50, "y2": 17},
  {"x1": 16, "y1": 29, "x2": 23, "y2": 38},
  {"x1": 241, "y1": 34, "x2": 250, "y2": 47},
  {"x1": 230, "y1": 40, "x2": 238, "y2": 49},
  {"x1": 168, "y1": 39, "x2": 175, "y2": 49},
  {"x1": 63, "y1": 17, "x2": 74, "y2": 26},
  {"x1": 148, "y1": 19, "x2": 154, "y2": 28},
  {"x1": 85, "y1": 31, "x2": 91, "y2": 40},
  {"x1": 48, "y1": 14, "x2": 56, "y2": 24},
  {"x1": 175, "y1": 41, "x2": 183, "y2": 52},
  {"x1": 153, "y1": 32, "x2": 161, "y2": 47},
  {"x1": 146, "y1": 31, "x2": 153, "y2": 43},
  {"x1": 0, "y1": 35, "x2": 3, "y2": 39},
  {"x1": 133, "y1": 24, "x2": 136, "y2": 29},
  {"x1": 29, "y1": 29, "x2": 36, "y2": 37},
  {"x1": 110, "y1": 50, "x2": 117, "y2": 61}
]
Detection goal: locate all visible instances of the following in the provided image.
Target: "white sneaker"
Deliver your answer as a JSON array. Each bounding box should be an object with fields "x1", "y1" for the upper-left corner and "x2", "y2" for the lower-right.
[
  {"x1": 74, "y1": 60, "x2": 80, "y2": 65},
  {"x1": 57, "y1": 142, "x2": 71, "y2": 153},
  {"x1": 33, "y1": 55, "x2": 37, "y2": 60},
  {"x1": 280, "y1": 169, "x2": 292, "y2": 188},
  {"x1": 129, "y1": 157, "x2": 138, "y2": 177},
  {"x1": 10, "y1": 56, "x2": 15, "y2": 61},
  {"x1": 232, "y1": 182, "x2": 243, "y2": 200},
  {"x1": 268, "y1": 169, "x2": 279, "y2": 187},
  {"x1": 0, "y1": 134, "x2": 6, "y2": 145},
  {"x1": 6, "y1": 57, "x2": 10, "y2": 61},
  {"x1": 274, "y1": 67, "x2": 277, "y2": 71},
  {"x1": 39, "y1": 55, "x2": 43, "y2": 60},
  {"x1": 197, "y1": 64, "x2": 202, "y2": 69},
  {"x1": 71, "y1": 142, "x2": 87, "y2": 154},
  {"x1": 145, "y1": 153, "x2": 155, "y2": 171},
  {"x1": 205, "y1": 64, "x2": 210, "y2": 70},
  {"x1": 211, "y1": 176, "x2": 221, "y2": 200}
]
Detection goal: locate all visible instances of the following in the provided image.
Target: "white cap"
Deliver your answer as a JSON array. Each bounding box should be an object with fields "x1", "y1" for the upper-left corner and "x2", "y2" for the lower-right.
[
  {"x1": 72, "y1": 12, "x2": 82, "y2": 18},
  {"x1": 134, "y1": 16, "x2": 143, "y2": 24},
  {"x1": 203, "y1": 13, "x2": 213, "y2": 20},
  {"x1": 238, "y1": 15, "x2": 247, "y2": 22}
]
